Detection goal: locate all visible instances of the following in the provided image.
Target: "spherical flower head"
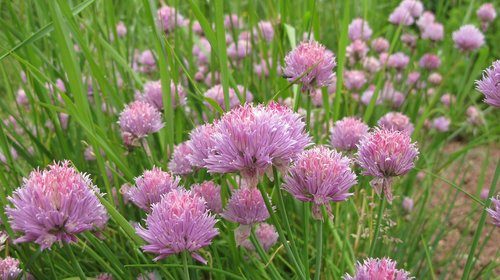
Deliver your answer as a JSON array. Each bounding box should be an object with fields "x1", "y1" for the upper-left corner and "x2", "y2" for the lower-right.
[
  {"x1": 346, "y1": 40, "x2": 368, "y2": 62},
  {"x1": 402, "y1": 197, "x2": 414, "y2": 212},
  {"x1": 344, "y1": 257, "x2": 414, "y2": 280},
  {"x1": 487, "y1": 196, "x2": 500, "y2": 227},
  {"x1": 254, "y1": 21, "x2": 274, "y2": 42},
  {"x1": 361, "y1": 85, "x2": 382, "y2": 106},
  {"x1": 344, "y1": 70, "x2": 367, "y2": 91},
  {"x1": 452, "y1": 25, "x2": 484, "y2": 52},
  {"x1": 116, "y1": 21, "x2": 127, "y2": 38},
  {"x1": 477, "y1": 3, "x2": 497, "y2": 23},
  {"x1": 118, "y1": 101, "x2": 164, "y2": 145},
  {"x1": 400, "y1": 0, "x2": 424, "y2": 17},
  {"x1": 187, "y1": 123, "x2": 217, "y2": 168},
  {"x1": 407, "y1": 71, "x2": 421, "y2": 85},
  {"x1": 191, "y1": 181, "x2": 222, "y2": 214},
  {"x1": 480, "y1": 188, "x2": 490, "y2": 200},
  {"x1": 205, "y1": 103, "x2": 311, "y2": 187},
  {"x1": 136, "y1": 189, "x2": 219, "y2": 264},
  {"x1": 377, "y1": 112, "x2": 414, "y2": 135},
  {"x1": 168, "y1": 142, "x2": 194, "y2": 175},
  {"x1": 348, "y1": 18, "x2": 372, "y2": 41},
  {"x1": 356, "y1": 129, "x2": 419, "y2": 202},
  {"x1": 128, "y1": 167, "x2": 180, "y2": 211},
  {"x1": 227, "y1": 40, "x2": 251, "y2": 60},
  {"x1": 142, "y1": 80, "x2": 186, "y2": 111},
  {"x1": 428, "y1": 72, "x2": 442, "y2": 85},
  {"x1": 283, "y1": 146, "x2": 357, "y2": 220},
  {"x1": 466, "y1": 106, "x2": 482, "y2": 125},
  {"x1": 389, "y1": 6, "x2": 415, "y2": 26},
  {"x1": 330, "y1": 117, "x2": 369, "y2": 151},
  {"x1": 139, "y1": 50, "x2": 156, "y2": 66},
  {"x1": 440, "y1": 94, "x2": 456, "y2": 107},
  {"x1": 222, "y1": 187, "x2": 271, "y2": 225},
  {"x1": 421, "y1": 22, "x2": 444, "y2": 41},
  {"x1": 419, "y1": 54, "x2": 441, "y2": 70},
  {"x1": 224, "y1": 14, "x2": 243, "y2": 29},
  {"x1": 401, "y1": 33, "x2": 417, "y2": 48},
  {"x1": 371, "y1": 37, "x2": 389, "y2": 53},
  {"x1": 388, "y1": 52, "x2": 410, "y2": 70},
  {"x1": 16, "y1": 88, "x2": 28, "y2": 106},
  {"x1": 363, "y1": 57, "x2": 382, "y2": 73},
  {"x1": 157, "y1": 6, "x2": 186, "y2": 33},
  {"x1": 476, "y1": 60, "x2": 500, "y2": 107},
  {"x1": 0, "y1": 257, "x2": 21, "y2": 280},
  {"x1": 192, "y1": 37, "x2": 212, "y2": 65},
  {"x1": 432, "y1": 116, "x2": 450, "y2": 132},
  {"x1": 5, "y1": 161, "x2": 109, "y2": 249},
  {"x1": 204, "y1": 84, "x2": 254, "y2": 111},
  {"x1": 417, "y1": 11, "x2": 435, "y2": 30},
  {"x1": 235, "y1": 223, "x2": 278, "y2": 252},
  {"x1": 283, "y1": 40, "x2": 336, "y2": 92}
]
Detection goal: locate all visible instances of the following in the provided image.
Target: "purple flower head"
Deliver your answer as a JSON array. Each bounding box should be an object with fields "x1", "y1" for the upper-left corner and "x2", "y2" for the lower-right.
[
  {"x1": 136, "y1": 189, "x2": 219, "y2": 264},
  {"x1": 388, "y1": 52, "x2": 410, "y2": 70},
  {"x1": 222, "y1": 187, "x2": 271, "y2": 225},
  {"x1": 400, "y1": 0, "x2": 424, "y2": 17},
  {"x1": 440, "y1": 94, "x2": 456, "y2": 107},
  {"x1": 157, "y1": 6, "x2": 186, "y2": 33},
  {"x1": 361, "y1": 85, "x2": 382, "y2": 106},
  {"x1": 371, "y1": 37, "x2": 389, "y2": 53},
  {"x1": 187, "y1": 123, "x2": 217, "y2": 168},
  {"x1": 5, "y1": 161, "x2": 108, "y2": 249},
  {"x1": 330, "y1": 117, "x2": 369, "y2": 151},
  {"x1": 192, "y1": 37, "x2": 212, "y2": 65},
  {"x1": 348, "y1": 18, "x2": 372, "y2": 41},
  {"x1": 477, "y1": 3, "x2": 497, "y2": 23},
  {"x1": 191, "y1": 181, "x2": 222, "y2": 214},
  {"x1": 116, "y1": 21, "x2": 127, "y2": 38},
  {"x1": 16, "y1": 88, "x2": 28, "y2": 106},
  {"x1": 378, "y1": 112, "x2": 414, "y2": 135},
  {"x1": 432, "y1": 116, "x2": 450, "y2": 132},
  {"x1": 419, "y1": 54, "x2": 441, "y2": 70},
  {"x1": 356, "y1": 129, "x2": 419, "y2": 202},
  {"x1": 421, "y1": 22, "x2": 444, "y2": 41},
  {"x1": 205, "y1": 103, "x2": 311, "y2": 187},
  {"x1": 283, "y1": 146, "x2": 357, "y2": 220},
  {"x1": 204, "y1": 84, "x2": 254, "y2": 111},
  {"x1": 254, "y1": 21, "x2": 274, "y2": 42},
  {"x1": 128, "y1": 167, "x2": 180, "y2": 211},
  {"x1": 96, "y1": 273, "x2": 113, "y2": 280},
  {"x1": 402, "y1": 197, "x2": 414, "y2": 212},
  {"x1": 389, "y1": 6, "x2": 414, "y2": 26},
  {"x1": 224, "y1": 14, "x2": 243, "y2": 29},
  {"x1": 235, "y1": 223, "x2": 278, "y2": 252},
  {"x1": 407, "y1": 71, "x2": 421, "y2": 86},
  {"x1": 168, "y1": 142, "x2": 194, "y2": 175},
  {"x1": 344, "y1": 70, "x2": 367, "y2": 91},
  {"x1": 344, "y1": 257, "x2": 414, "y2": 280},
  {"x1": 118, "y1": 101, "x2": 164, "y2": 145},
  {"x1": 452, "y1": 25, "x2": 484, "y2": 52},
  {"x1": 401, "y1": 33, "x2": 417, "y2": 48},
  {"x1": 487, "y1": 196, "x2": 500, "y2": 227},
  {"x1": 467, "y1": 106, "x2": 482, "y2": 125},
  {"x1": 139, "y1": 50, "x2": 156, "y2": 66},
  {"x1": 476, "y1": 60, "x2": 500, "y2": 107},
  {"x1": 141, "y1": 80, "x2": 186, "y2": 110},
  {"x1": 283, "y1": 40, "x2": 336, "y2": 92},
  {"x1": 417, "y1": 11, "x2": 435, "y2": 30},
  {"x1": 346, "y1": 40, "x2": 369, "y2": 63},
  {"x1": 227, "y1": 40, "x2": 251, "y2": 60},
  {"x1": 428, "y1": 72, "x2": 442, "y2": 85},
  {"x1": 363, "y1": 57, "x2": 382, "y2": 73},
  {"x1": 0, "y1": 257, "x2": 22, "y2": 280},
  {"x1": 480, "y1": 188, "x2": 490, "y2": 200}
]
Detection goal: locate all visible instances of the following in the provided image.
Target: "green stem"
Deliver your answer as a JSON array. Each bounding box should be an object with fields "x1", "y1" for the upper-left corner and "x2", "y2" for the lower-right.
[
  {"x1": 303, "y1": 203, "x2": 310, "y2": 279},
  {"x1": 257, "y1": 183, "x2": 307, "y2": 280},
  {"x1": 369, "y1": 194, "x2": 386, "y2": 256},
  {"x1": 306, "y1": 92, "x2": 312, "y2": 131},
  {"x1": 66, "y1": 245, "x2": 86, "y2": 280},
  {"x1": 250, "y1": 227, "x2": 284, "y2": 280},
  {"x1": 314, "y1": 219, "x2": 323, "y2": 280},
  {"x1": 182, "y1": 251, "x2": 191, "y2": 280}
]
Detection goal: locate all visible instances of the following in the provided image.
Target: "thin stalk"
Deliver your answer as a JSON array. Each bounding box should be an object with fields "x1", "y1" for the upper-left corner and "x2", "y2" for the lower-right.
[
  {"x1": 182, "y1": 251, "x2": 191, "y2": 280},
  {"x1": 314, "y1": 219, "x2": 323, "y2": 280},
  {"x1": 369, "y1": 194, "x2": 386, "y2": 256},
  {"x1": 306, "y1": 92, "x2": 312, "y2": 131},
  {"x1": 303, "y1": 202, "x2": 310, "y2": 280},
  {"x1": 66, "y1": 245, "x2": 86, "y2": 280}
]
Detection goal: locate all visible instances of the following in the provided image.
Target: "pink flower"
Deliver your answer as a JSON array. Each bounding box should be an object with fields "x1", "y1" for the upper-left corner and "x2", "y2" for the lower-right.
[
  {"x1": 466, "y1": 106, "x2": 482, "y2": 125},
  {"x1": 222, "y1": 187, "x2": 271, "y2": 225},
  {"x1": 432, "y1": 116, "x2": 450, "y2": 132},
  {"x1": 346, "y1": 40, "x2": 368, "y2": 63},
  {"x1": 254, "y1": 21, "x2": 274, "y2": 42},
  {"x1": 402, "y1": 197, "x2": 414, "y2": 212},
  {"x1": 283, "y1": 146, "x2": 357, "y2": 219},
  {"x1": 192, "y1": 37, "x2": 212, "y2": 65},
  {"x1": 204, "y1": 84, "x2": 254, "y2": 111},
  {"x1": 487, "y1": 196, "x2": 500, "y2": 227},
  {"x1": 116, "y1": 21, "x2": 127, "y2": 38},
  {"x1": 136, "y1": 189, "x2": 219, "y2": 264},
  {"x1": 378, "y1": 112, "x2": 414, "y2": 135},
  {"x1": 477, "y1": 3, "x2": 497, "y2": 23},
  {"x1": 224, "y1": 14, "x2": 243, "y2": 29},
  {"x1": 348, "y1": 18, "x2": 372, "y2": 41},
  {"x1": 452, "y1": 25, "x2": 484, "y2": 52},
  {"x1": 371, "y1": 37, "x2": 389, "y2": 53},
  {"x1": 440, "y1": 94, "x2": 456, "y2": 107},
  {"x1": 191, "y1": 181, "x2": 223, "y2": 214},
  {"x1": 235, "y1": 223, "x2": 278, "y2": 252},
  {"x1": 363, "y1": 57, "x2": 381, "y2": 73},
  {"x1": 407, "y1": 71, "x2": 421, "y2": 85},
  {"x1": 344, "y1": 257, "x2": 413, "y2": 280},
  {"x1": 417, "y1": 11, "x2": 435, "y2": 30},
  {"x1": 344, "y1": 70, "x2": 367, "y2": 91},
  {"x1": 419, "y1": 54, "x2": 441, "y2": 70},
  {"x1": 0, "y1": 257, "x2": 22, "y2": 280},
  {"x1": 389, "y1": 6, "x2": 414, "y2": 26},
  {"x1": 421, "y1": 22, "x2": 444, "y2": 41},
  {"x1": 187, "y1": 124, "x2": 217, "y2": 168},
  {"x1": 283, "y1": 40, "x2": 336, "y2": 92},
  {"x1": 330, "y1": 117, "x2": 369, "y2": 151},
  {"x1": 168, "y1": 142, "x2": 194, "y2": 175},
  {"x1": 157, "y1": 6, "x2": 186, "y2": 32},
  {"x1": 356, "y1": 129, "x2": 419, "y2": 202},
  {"x1": 401, "y1": 33, "x2": 418, "y2": 48},
  {"x1": 5, "y1": 161, "x2": 108, "y2": 249},
  {"x1": 400, "y1": 0, "x2": 424, "y2": 17},
  {"x1": 476, "y1": 60, "x2": 500, "y2": 107},
  {"x1": 141, "y1": 80, "x2": 186, "y2": 110},
  {"x1": 227, "y1": 40, "x2": 251, "y2": 60},
  {"x1": 428, "y1": 72, "x2": 442, "y2": 85},
  {"x1": 128, "y1": 167, "x2": 180, "y2": 211},
  {"x1": 16, "y1": 88, "x2": 28, "y2": 106},
  {"x1": 118, "y1": 101, "x2": 164, "y2": 145},
  {"x1": 388, "y1": 52, "x2": 410, "y2": 70}
]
